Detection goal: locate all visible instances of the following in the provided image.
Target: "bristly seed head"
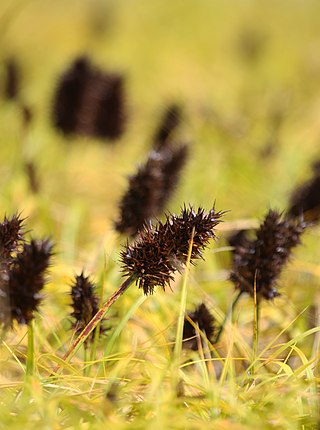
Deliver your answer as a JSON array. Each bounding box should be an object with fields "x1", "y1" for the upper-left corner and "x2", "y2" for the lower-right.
[
  {"x1": 183, "y1": 303, "x2": 216, "y2": 350},
  {"x1": 52, "y1": 56, "x2": 126, "y2": 140},
  {"x1": 153, "y1": 104, "x2": 182, "y2": 150},
  {"x1": 230, "y1": 209, "x2": 307, "y2": 300},
  {"x1": 9, "y1": 239, "x2": 53, "y2": 325},
  {"x1": 0, "y1": 213, "x2": 25, "y2": 265},
  {"x1": 115, "y1": 145, "x2": 189, "y2": 236},
  {"x1": 287, "y1": 164, "x2": 320, "y2": 223},
  {"x1": 70, "y1": 272, "x2": 103, "y2": 345},
  {"x1": 121, "y1": 205, "x2": 224, "y2": 295}
]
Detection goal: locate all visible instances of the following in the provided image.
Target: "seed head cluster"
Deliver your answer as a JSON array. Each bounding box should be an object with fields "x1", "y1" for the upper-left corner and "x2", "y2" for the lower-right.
[
  {"x1": 115, "y1": 144, "x2": 189, "y2": 236},
  {"x1": 52, "y1": 56, "x2": 126, "y2": 140},
  {"x1": 121, "y1": 206, "x2": 223, "y2": 295},
  {"x1": 183, "y1": 303, "x2": 216, "y2": 350},
  {"x1": 230, "y1": 209, "x2": 306, "y2": 300},
  {"x1": 0, "y1": 214, "x2": 53, "y2": 326},
  {"x1": 70, "y1": 272, "x2": 103, "y2": 344}
]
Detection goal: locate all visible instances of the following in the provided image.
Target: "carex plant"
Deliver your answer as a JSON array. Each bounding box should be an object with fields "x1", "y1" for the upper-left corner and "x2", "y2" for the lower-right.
[
  {"x1": 115, "y1": 144, "x2": 189, "y2": 236},
  {"x1": 115, "y1": 103, "x2": 188, "y2": 237},
  {"x1": 182, "y1": 303, "x2": 216, "y2": 351},
  {"x1": 62, "y1": 205, "x2": 224, "y2": 364},
  {"x1": 215, "y1": 209, "x2": 307, "y2": 344},
  {"x1": 0, "y1": 214, "x2": 53, "y2": 375},
  {"x1": 52, "y1": 56, "x2": 126, "y2": 141}
]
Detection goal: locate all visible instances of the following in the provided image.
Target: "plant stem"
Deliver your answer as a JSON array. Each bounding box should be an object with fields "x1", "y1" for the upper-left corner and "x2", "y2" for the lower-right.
[
  {"x1": 26, "y1": 319, "x2": 35, "y2": 376},
  {"x1": 89, "y1": 265, "x2": 107, "y2": 367},
  {"x1": 214, "y1": 290, "x2": 243, "y2": 344},
  {"x1": 173, "y1": 228, "x2": 195, "y2": 387},
  {"x1": 83, "y1": 345, "x2": 88, "y2": 377},
  {"x1": 59, "y1": 274, "x2": 137, "y2": 368},
  {"x1": 252, "y1": 275, "x2": 260, "y2": 374}
]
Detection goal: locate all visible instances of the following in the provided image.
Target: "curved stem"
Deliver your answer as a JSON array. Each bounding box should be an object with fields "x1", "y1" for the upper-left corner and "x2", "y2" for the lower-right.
[{"x1": 58, "y1": 275, "x2": 137, "y2": 368}]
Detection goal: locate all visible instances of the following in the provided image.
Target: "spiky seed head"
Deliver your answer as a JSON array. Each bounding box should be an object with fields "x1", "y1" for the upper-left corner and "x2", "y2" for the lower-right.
[
  {"x1": 0, "y1": 213, "x2": 25, "y2": 265},
  {"x1": 9, "y1": 238, "x2": 53, "y2": 325},
  {"x1": 70, "y1": 272, "x2": 102, "y2": 344},
  {"x1": 287, "y1": 169, "x2": 320, "y2": 223},
  {"x1": 230, "y1": 209, "x2": 306, "y2": 300},
  {"x1": 153, "y1": 104, "x2": 182, "y2": 149},
  {"x1": 52, "y1": 56, "x2": 126, "y2": 140},
  {"x1": 121, "y1": 205, "x2": 224, "y2": 295},
  {"x1": 183, "y1": 303, "x2": 216, "y2": 350},
  {"x1": 115, "y1": 145, "x2": 189, "y2": 236}
]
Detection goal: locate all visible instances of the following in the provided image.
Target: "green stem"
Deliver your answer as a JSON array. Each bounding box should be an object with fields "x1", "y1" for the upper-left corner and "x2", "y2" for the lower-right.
[
  {"x1": 57, "y1": 274, "x2": 137, "y2": 369},
  {"x1": 252, "y1": 288, "x2": 260, "y2": 373},
  {"x1": 173, "y1": 228, "x2": 195, "y2": 386},
  {"x1": 89, "y1": 267, "x2": 107, "y2": 367},
  {"x1": 26, "y1": 319, "x2": 35, "y2": 376},
  {"x1": 214, "y1": 290, "x2": 243, "y2": 344},
  {"x1": 83, "y1": 345, "x2": 88, "y2": 377}
]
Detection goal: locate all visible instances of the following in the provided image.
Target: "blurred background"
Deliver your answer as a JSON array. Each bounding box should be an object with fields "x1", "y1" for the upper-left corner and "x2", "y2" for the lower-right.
[{"x1": 0, "y1": 0, "x2": 320, "y2": 285}]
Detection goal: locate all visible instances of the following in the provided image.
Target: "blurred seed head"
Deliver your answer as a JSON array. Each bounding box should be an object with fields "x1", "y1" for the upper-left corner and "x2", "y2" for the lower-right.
[
  {"x1": 0, "y1": 213, "x2": 25, "y2": 266},
  {"x1": 153, "y1": 104, "x2": 182, "y2": 150},
  {"x1": 183, "y1": 303, "x2": 216, "y2": 350},
  {"x1": 9, "y1": 239, "x2": 53, "y2": 325},
  {"x1": 4, "y1": 58, "x2": 20, "y2": 101},
  {"x1": 115, "y1": 144, "x2": 189, "y2": 236},
  {"x1": 230, "y1": 209, "x2": 306, "y2": 300},
  {"x1": 70, "y1": 272, "x2": 103, "y2": 345},
  {"x1": 121, "y1": 205, "x2": 223, "y2": 295},
  {"x1": 287, "y1": 166, "x2": 320, "y2": 223},
  {"x1": 52, "y1": 56, "x2": 126, "y2": 140}
]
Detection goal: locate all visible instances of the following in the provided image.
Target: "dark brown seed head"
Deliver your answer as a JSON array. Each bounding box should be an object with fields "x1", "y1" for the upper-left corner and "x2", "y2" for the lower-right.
[
  {"x1": 0, "y1": 213, "x2": 25, "y2": 265},
  {"x1": 287, "y1": 167, "x2": 320, "y2": 223},
  {"x1": 52, "y1": 57, "x2": 90, "y2": 135},
  {"x1": 115, "y1": 145, "x2": 189, "y2": 236},
  {"x1": 4, "y1": 58, "x2": 19, "y2": 101},
  {"x1": 9, "y1": 239, "x2": 53, "y2": 324},
  {"x1": 70, "y1": 272, "x2": 102, "y2": 344},
  {"x1": 52, "y1": 56, "x2": 126, "y2": 140},
  {"x1": 230, "y1": 209, "x2": 306, "y2": 300},
  {"x1": 121, "y1": 205, "x2": 223, "y2": 295},
  {"x1": 183, "y1": 303, "x2": 216, "y2": 350},
  {"x1": 153, "y1": 104, "x2": 182, "y2": 149}
]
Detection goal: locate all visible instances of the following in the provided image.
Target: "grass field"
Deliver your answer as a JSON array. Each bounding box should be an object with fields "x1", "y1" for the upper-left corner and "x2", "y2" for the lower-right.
[{"x1": 0, "y1": 1, "x2": 320, "y2": 428}]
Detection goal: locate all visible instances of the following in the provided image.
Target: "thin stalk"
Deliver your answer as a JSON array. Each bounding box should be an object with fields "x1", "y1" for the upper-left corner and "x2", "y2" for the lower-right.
[
  {"x1": 89, "y1": 264, "x2": 107, "y2": 366},
  {"x1": 26, "y1": 319, "x2": 35, "y2": 376},
  {"x1": 214, "y1": 290, "x2": 243, "y2": 344},
  {"x1": 83, "y1": 346, "x2": 89, "y2": 377},
  {"x1": 59, "y1": 274, "x2": 137, "y2": 368},
  {"x1": 252, "y1": 273, "x2": 259, "y2": 374},
  {"x1": 173, "y1": 228, "x2": 195, "y2": 385}
]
